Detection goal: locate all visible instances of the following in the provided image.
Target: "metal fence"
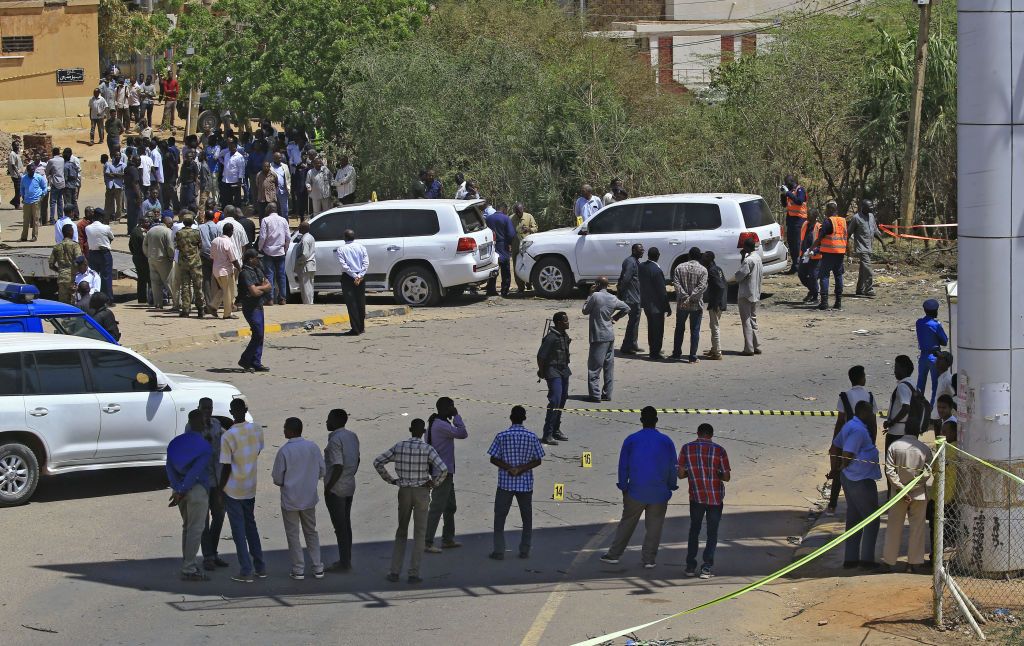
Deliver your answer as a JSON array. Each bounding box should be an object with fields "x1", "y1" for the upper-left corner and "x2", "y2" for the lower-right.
[{"x1": 934, "y1": 440, "x2": 1024, "y2": 641}]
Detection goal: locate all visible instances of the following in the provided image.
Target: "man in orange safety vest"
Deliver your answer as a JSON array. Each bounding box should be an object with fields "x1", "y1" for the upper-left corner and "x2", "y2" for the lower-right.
[{"x1": 811, "y1": 201, "x2": 847, "y2": 311}]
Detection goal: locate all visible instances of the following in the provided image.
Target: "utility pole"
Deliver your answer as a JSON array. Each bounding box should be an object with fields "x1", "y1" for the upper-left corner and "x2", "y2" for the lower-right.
[
  {"x1": 897, "y1": 0, "x2": 931, "y2": 230},
  {"x1": 957, "y1": 0, "x2": 1021, "y2": 574}
]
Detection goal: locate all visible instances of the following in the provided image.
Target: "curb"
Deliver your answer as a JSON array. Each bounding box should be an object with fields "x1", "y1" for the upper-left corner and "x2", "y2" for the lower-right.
[{"x1": 128, "y1": 305, "x2": 411, "y2": 355}]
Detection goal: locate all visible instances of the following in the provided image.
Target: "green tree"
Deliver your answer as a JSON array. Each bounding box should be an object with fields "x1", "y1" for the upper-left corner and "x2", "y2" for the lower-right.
[
  {"x1": 166, "y1": 0, "x2": 428, "y2": 129},
  {"x1": 98, "y1": 0, "x2": 171, "y2": 62}
]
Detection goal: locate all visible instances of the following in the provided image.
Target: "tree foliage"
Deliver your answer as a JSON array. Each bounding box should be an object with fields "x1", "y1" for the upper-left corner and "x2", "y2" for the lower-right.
[
  {"x1": 98, "y1": 0, "x2": 171, "y2": 62},
  {"x1": 166, "y1": 0, "x2": 428, "y2": 129}
]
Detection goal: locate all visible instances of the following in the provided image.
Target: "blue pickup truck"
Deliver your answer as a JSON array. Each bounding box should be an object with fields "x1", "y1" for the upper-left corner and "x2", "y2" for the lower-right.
[{"x1": 0, "y1": 282, "x2": 118, "y2": 344}]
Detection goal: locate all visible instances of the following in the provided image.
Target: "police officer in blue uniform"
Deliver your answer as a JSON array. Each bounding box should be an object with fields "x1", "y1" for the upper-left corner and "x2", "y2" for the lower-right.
[{"x1": 915, "y1": 298, "x2": 948, "y2": 400}]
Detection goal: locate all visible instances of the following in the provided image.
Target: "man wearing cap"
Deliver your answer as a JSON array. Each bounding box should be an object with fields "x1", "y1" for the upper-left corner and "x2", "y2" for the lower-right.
[
  {"x1": 49, "y1": 224, "x2": 82, "y2": 303},
  {"x1": 72, "y1": 256, "x2": 102, "y2": 302},
  {"x1": 916, "y1": 299, "x2": 948, "y2": 400}
]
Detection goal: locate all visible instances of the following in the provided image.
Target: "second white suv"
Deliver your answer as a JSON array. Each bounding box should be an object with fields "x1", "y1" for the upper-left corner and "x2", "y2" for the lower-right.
[
  {"x1": 287, "y1": 199, "x2": 498, "y2": 307},
  {"x1": 516, "y1": 193, "x2": 789, "y2": 298}
]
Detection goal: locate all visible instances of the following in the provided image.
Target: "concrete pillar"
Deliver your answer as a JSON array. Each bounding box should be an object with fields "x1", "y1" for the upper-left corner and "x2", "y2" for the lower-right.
[
  {"x1": 741, "y1": 34, "x2": 757, "y2": 57},
  {"x1": 658, "y1": 37, "x2": 674, "y2": 85},
  {"x1": 720, "y1": 35, "x2": 735, "y2": 64},
  {"x1": 956, "y1": 0, "x2": 1024, "y2": 574}
]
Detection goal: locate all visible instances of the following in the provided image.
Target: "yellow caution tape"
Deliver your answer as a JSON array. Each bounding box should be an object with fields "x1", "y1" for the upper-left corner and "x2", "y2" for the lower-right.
[
  {"x1": 946, "y1": 443, "x2": 1024, "y2": 487},
  {"x1": 570, "y1": 448, "x2": 941, "y2": 646}
]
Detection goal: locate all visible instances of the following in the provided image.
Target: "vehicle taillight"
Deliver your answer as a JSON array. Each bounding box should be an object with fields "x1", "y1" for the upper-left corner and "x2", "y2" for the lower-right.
[
  {"x1": 456, "y1": 237, "x2": 477, "y2": 253},
  {"x1": 737, "y1": 231, "x2": 760, "y2": 248}
]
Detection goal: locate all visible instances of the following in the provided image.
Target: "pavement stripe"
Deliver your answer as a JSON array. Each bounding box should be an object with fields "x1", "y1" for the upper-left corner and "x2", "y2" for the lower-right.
[{"x1": 519, "y1": 519, "x2": 618, "y2": 646}]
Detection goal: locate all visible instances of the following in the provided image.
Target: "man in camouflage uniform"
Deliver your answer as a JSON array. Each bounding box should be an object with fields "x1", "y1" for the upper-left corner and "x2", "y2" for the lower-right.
[
  {"x1": 49, "y1": 223, "x2": 82, "y2": 303},
  {"x1": 175, "y1": 213, "x2": 205, "y2": 318}
]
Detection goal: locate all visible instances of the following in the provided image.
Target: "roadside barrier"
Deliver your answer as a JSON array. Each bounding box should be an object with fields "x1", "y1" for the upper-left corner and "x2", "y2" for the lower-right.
[{"x1": 879, "y1": 222, "x2": 957, "y2": 242}]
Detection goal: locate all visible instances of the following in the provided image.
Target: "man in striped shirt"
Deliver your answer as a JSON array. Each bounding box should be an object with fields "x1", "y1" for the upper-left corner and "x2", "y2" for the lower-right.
[
  {"x1": 374, "y1": 420, "x2": 448, "y2": 584},
  {"x1": 678, "y1": 424, "x2": 730, "y2": 579}
]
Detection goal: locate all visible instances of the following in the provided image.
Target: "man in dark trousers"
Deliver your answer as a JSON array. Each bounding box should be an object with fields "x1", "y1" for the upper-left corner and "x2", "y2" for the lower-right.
[
  {"x1": 780, "y1": 174, "x2": 808, "y2": 274},
  {"x1": 582, "y1": 277, "x2": 629, "y2": 403},
  {"x1": 485, "y1": 204, "x2": 516, "y2": 297},
  {"x1": 324, "y1": 408, "x2": 360, "y2": 571},
  {"x1": 537, "y1": 311, "x2": 571, "y2": 445},
  {"x1": 237, "y1": 249, "x2": 271, "y2": 372},
  {"x1": 334, "y1": 229, "x2": 369, "y2": 335},
  {"x1": 618, "y1": 243, "x2": 644, "y2": 354},
  {"x1": 702, "y1": 251, "x2": 728, "y2": 360},
  {"x1": 639, "y1": 247, "x2": 671, "y2": 360}
]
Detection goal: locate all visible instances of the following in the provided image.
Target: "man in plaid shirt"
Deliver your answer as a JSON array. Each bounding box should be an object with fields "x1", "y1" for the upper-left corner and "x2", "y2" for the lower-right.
[
  {"x1": 374, "y1": 419, "x2": 448, "y2": 584},
  {"x1": 678, "y1": 423, "x2": 731, "y2": 579},
  {"x1": 487, "y1": 406, "x2": 545, "y2": 560}
]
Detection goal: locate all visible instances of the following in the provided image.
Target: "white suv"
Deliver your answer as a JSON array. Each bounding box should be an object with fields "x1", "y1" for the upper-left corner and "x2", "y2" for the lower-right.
[
  {"x1": 0, "y1": 334, "x2": 247, "y2": 506},
  {"x1": 516, "y1": 193, "x2": 789, "y2": 298},
  {"x1": 286, "y1": 199, "x2": 498, "y2": 307}
]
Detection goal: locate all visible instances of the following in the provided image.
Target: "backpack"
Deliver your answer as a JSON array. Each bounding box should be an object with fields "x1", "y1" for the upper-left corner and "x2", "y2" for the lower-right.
[
  {"x1": 904, "y1": 385, "x2": 932, "y2": 436},
  {"x1": 839, "y1": 391, "x2": 875, "y2": 420}
]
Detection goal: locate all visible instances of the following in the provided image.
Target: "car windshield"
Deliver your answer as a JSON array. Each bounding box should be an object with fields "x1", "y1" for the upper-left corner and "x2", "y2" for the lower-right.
[
  {"x1": 739, "y1": 199, "x2": 775, "y2": 228},
  {"x1": 457, "y1": 204, "x2": 486, "y2": 233},
  {"x1": 41, "y1": 315, "x2": 110, "y2": 342}
]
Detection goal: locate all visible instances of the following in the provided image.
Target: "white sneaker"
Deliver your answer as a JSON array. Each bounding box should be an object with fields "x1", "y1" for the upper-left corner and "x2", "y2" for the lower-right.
[
  {"x1": 599, "y1": 554, "x2": 620, "y2": 564},
  {"x1": 643, "y1": 563, "x2": 656, "y2": 569}
]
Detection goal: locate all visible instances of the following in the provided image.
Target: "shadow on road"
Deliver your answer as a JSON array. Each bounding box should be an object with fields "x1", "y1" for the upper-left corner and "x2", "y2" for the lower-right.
[
  {"x1": 30, "y1": 466, "x2": 168, "y2": 503},
  {"x1": 37, "y1": 510, "x2": 809, "y2": 609}
]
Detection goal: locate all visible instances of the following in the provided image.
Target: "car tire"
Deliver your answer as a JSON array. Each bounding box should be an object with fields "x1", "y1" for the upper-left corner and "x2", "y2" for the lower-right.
[
  {"x1": 532, "y1": 257, "x2": 573, "y2": 299},
  {"x1": 394, "y1": 266, "x2": 441, "y2": 307},
  {"x1": 0, "y1": 442, "x2": 40, "y2": 507},
  {"x1": 197, "y1": 110, "x2": 220, "y2": 133}
]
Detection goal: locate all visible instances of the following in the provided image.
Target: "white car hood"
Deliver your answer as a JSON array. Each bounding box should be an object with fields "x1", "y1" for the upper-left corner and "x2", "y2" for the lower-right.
[
  {"x1": 524, "y1": 227, "x2": 576, "y2": 241},
  {"x1": 166, "y1": 373, "x2": 242, "y2": 394}
]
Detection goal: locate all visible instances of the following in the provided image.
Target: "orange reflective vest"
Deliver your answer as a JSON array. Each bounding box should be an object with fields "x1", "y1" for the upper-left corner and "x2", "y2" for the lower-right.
[
  {"x1": 820, "y1": 216, "x2": 847, "y2": 255},
  {"x1": 800, "y1": 221, "x2": 822, "y2": 261},
  {"x1": 786, "y1": 187, "x2": 808, "y2": 219}
]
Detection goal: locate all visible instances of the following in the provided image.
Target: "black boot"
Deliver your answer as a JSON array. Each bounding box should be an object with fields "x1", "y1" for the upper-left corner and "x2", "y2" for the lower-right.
[
  {"x1": 833, "y1": 295, "x2": 842, "y2": 310},
  {"x1": 817, "y1": 297, "x2": 828, "y2": 311}
]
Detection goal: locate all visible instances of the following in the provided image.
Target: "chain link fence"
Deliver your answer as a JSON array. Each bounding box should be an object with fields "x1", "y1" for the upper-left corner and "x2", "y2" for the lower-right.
[{"x1": 935, "y1": 442, "x2": 1024, "y2": 641}]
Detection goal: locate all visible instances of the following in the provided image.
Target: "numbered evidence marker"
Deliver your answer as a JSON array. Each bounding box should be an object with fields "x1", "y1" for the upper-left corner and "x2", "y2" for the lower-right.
[
  {"x1": 553, "y1": 483, "x2": 565, "y2": 501},
  {"x1": 581, "y1": 451, "x2": 593, "y2": 468}
]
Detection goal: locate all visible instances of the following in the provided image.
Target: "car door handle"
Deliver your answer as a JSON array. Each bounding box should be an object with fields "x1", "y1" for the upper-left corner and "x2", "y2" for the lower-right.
[
  {"x1": 386, "y1": 245, "x2": 401, "y2": 252},
  {"x1": 102, "y1": 404, "x2": 122, "y2": 414},
  {"x1": 668, "y1": 239, "x2": 683, "y2": 245},
  {"x1": 29, "y1": 407, "x2": 48, "y2": 417},
  {"x1": 616, "y1": 241, "x2": 629, "y2": 246}
]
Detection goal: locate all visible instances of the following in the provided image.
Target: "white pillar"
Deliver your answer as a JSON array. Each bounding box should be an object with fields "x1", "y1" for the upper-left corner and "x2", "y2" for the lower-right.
[{"x1": 956, "y1": 0, "x2": 1024, "y2": 574}]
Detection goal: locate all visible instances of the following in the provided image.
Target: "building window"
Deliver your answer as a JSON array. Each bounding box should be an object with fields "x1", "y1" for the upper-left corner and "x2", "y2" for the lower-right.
[{"x1": 2, "y1": 36, "x2": 34, "y2": 54}]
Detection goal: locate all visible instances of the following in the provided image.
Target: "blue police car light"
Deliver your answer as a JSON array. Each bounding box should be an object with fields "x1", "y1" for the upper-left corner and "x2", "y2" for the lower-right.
[{"x1": 0, "y1": 282, "x2": 40, "y2": 303}]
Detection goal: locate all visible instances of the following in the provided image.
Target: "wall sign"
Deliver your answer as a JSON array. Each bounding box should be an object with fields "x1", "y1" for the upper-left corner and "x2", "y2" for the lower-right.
[{"x1": 56, "y1": 68, "x2": 85, "y2": 84}]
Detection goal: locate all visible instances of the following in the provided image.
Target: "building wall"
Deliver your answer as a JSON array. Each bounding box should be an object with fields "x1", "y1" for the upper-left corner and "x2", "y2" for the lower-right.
[
  {"x1": 667, "y1": 0, "x2": 812, "y2": 21},
  {"x1": 587, "y1": 0, "x2": 664, "y2": 28},
  {"x1": 0, "y1": 0, "x2": 101, "y2": 126}
]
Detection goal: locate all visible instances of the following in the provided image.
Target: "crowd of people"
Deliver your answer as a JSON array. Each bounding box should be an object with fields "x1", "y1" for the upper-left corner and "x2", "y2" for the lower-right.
[{"x1": 166, "y1": 390, "x2": 734, "y2": 583}]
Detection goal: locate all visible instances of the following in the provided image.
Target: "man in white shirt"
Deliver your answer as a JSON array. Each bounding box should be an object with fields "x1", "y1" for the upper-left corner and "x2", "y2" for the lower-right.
[
  {"x1": 881, "y1": 421, "x2": 933, "y2": 574},
  {"x1": 334, "y1": 156, "x2": 356, "y2": 204},
  {"x1": 258, "y1": 210, "x2": 291, "y2": 305},
  {"x1": 884, "y1": 355, "x2": 917, "y2": 450},
  {"x1": 73, "y1": 256, "x2": 102, "y2": 300},
  {"x1": 306, "y1": 157, "x2": 333, "y2": 216},
  {"x1": 139, "y1": 152, "x2": 154, "y2": 190},
  {"x1": 218, "y1": 207, "x2": 250, "y2": 258},
  {"x1": 334, "y1": 229, "x2": 369, "y2": 335},
  {"x1": 54, "y1": 205, "x2": 78, "y2": 243},
  {"x1": 88, "y1": 89, "x2": 109, "y2": 144},
  {"x1": 85, "y1": 208, "x2": 116, "y2": 300},
  {"x1": 221, "y1": 139, "x2": 246, "y2": 207},
  {"x1": 826, "y1": 365, "x2": 878, "y2": 515},
  {"x1": 293, "y1": 221, "x2": 317, "y2": 304},
  {"x1": 573, "y1": 184, "x2": 603, "y2": 224},
  {"x1": 148, "y1": 140, "x2": 164, "y2": 188},
  {"x1": 271, "y1": 417, "x2": 326, "y2": 580},
  {"x1": 270, "y1": 152, "x2": 291, "y2": 218}
]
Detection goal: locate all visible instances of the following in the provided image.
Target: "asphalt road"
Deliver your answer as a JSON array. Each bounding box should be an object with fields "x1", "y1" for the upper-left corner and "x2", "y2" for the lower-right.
[{"x1": 2, "y1": 275, "x2": 946, "y2": 645}]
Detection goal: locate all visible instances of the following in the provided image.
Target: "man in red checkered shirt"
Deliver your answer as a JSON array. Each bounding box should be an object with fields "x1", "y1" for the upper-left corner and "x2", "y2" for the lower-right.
[{"x1": 678, "y1": 423, "x2": 730, "y2": 579}]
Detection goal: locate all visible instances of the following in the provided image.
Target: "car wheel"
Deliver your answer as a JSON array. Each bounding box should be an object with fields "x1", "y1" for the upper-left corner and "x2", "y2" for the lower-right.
[
  {"x1": 0, "y1": 443, "x2": 40, "y2": 507},
  {"x1": 532, "y1": 257, "x2": 573, "y2": 299},
  {"x1": 197, "y1": 110, "x2": 220, "y2": 133},
  {"x1": 394, "y1": 266, "x2": 441, "y2": 307}
]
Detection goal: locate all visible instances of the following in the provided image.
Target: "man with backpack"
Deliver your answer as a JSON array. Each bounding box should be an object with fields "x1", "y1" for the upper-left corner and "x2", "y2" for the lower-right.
[
  {"x1": 825, "y1": 366, "x2": 878, "y2": 516},
  {"x1": 884, "y1": 355, "x2": 919, "y2": 451}
]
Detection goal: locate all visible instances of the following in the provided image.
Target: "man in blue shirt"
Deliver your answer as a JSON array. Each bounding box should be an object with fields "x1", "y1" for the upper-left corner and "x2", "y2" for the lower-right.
[
  {"x1": 832, "y1": 400, "x2": 883, "y2": 569},
  {"x1": 600, "y1": 407, "x2": 678, "y2": 568},
  {"x1": 915, "y1": 298, "x2": 948, "y2": 399},
  {"x1": 485, "y1": 205, "x2": 517, "y2": 298},
  {"x1": 20, "y1": 162, "x2": 48, "y2": 242},
  {"x1": 487, "y1": 406, "x2": 545, "y2": 559},
  {"x1": 166, "y1": 409, "x2": 213, "y2": 581}
]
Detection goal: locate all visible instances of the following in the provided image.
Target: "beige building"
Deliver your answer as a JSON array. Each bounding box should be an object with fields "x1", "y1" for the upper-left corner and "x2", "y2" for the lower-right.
[{"x1": 0, "y1": 0, "x2": 100, "y2": 128}]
